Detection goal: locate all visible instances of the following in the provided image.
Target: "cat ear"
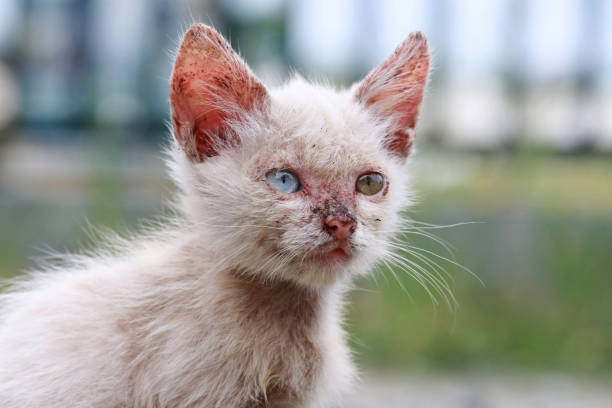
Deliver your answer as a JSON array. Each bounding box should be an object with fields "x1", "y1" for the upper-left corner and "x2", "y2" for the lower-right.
[
  {"x1": 170, "y1": 24, "x2": 269, "y2": 161},
  {"x1": 354, "y1": 32, "x2": 429, "y2": 158}
]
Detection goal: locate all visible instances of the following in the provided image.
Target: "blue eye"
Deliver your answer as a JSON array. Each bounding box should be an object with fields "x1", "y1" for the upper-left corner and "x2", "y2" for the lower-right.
[{"x1": 266, "y1": 169, "x2": 301, "y2": 193}]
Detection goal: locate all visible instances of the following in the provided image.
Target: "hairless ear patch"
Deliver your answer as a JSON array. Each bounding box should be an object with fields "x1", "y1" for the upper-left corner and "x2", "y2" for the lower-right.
[
  {"x1": 355, "y1": 31, "x2": 429, "y2": 158},
  {"x1": 170, "y1": 24, "x2": 269, "y2": 161}
]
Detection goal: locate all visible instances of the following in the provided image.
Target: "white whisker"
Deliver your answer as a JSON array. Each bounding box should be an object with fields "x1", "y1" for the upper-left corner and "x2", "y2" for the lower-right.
[
  {"x1": 404, "y1": 245, "x2": 484, "y2": 287},
  {"x1": 387, "y1": 251, "x2": 455, "y2": 308}
]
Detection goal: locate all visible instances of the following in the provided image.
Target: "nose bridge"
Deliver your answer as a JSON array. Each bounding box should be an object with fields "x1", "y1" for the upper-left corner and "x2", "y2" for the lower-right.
[
  {"x1": 314, "y1": 196, "x2": 357, "y2": 240},
  {"x1": 314, "y1": 196, "x2": 355, "y2": 220}
]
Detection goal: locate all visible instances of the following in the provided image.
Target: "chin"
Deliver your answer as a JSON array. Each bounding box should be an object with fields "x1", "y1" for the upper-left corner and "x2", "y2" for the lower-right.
[{"x1": 280, "y1": 250, "x2": 375, "y2": 289}]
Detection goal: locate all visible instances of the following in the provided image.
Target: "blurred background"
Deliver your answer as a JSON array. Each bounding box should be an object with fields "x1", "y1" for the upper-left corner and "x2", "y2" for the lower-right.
[{"x1": 0, "y1": 0, "x2": 611, "y2": 406}]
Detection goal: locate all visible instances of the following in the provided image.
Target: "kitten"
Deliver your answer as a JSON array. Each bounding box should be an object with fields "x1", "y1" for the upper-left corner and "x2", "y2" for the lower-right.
[{"x1": 0, "y1": 24, "x2": 429, "y2": 408}]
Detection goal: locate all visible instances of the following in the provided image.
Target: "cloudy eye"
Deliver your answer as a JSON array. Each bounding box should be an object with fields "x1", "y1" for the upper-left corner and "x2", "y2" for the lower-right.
[
  {"x1": 356, "y1": 172, "x2": 384, "y2": 195},
  {"x1": 266, "y1": 169, "x2": 301, "y2": 194}
]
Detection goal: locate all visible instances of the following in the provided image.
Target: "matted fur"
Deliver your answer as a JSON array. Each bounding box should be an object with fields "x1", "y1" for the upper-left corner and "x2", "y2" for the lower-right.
[{"x1": 0, "y1": 24, "x2": 429, "y2": 408}]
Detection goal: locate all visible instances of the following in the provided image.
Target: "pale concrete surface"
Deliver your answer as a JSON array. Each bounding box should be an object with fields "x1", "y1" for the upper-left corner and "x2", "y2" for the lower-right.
[{"x1": 346, "y1": 372, "x2": 612, "y2": 408}]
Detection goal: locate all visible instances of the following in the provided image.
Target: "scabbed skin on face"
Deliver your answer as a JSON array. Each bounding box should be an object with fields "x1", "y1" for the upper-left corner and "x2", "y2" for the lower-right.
[{"x1": 169, "y1": 24, "x2": 430, "y2": 288}]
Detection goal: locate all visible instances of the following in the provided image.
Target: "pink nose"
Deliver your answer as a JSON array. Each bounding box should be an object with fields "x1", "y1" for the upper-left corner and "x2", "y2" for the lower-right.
[{"x1": 324, "y1": 215, "x2": 357, "y2": 241}]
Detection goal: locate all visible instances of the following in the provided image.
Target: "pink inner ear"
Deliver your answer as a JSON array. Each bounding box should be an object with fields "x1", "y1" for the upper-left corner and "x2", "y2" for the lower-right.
[
  {"x1": 170, "y1": 24, "x2": 268, "y2": 161},
  {"x1": 356, "y1": 32, "x2": 429, "y2": 157}
]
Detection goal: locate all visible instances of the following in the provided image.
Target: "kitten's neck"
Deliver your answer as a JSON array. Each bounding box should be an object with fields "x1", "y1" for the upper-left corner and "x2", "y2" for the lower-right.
[
  {"x1": 172, "y1": 235, "x2": 346, "y2": 326},
  {"x1": 221, "y1": 270, "x2": 326, "y2": 327}
]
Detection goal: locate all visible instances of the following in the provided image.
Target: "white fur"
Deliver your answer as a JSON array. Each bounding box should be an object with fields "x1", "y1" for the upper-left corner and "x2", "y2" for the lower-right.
[{"x1": 0, "y1": 28, "x2": 426, "y2": 408}]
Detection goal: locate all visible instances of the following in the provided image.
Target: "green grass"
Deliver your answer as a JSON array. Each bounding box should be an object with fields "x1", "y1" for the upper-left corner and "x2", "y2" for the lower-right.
[
  {"x1": 2, "y1": 151, "x2": 611, "y2": 374},
  {"x1": 348, "y1": 153, "x2": 612, "y2": 374}
]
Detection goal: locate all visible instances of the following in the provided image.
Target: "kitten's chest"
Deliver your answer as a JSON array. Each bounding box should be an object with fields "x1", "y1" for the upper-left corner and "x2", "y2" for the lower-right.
[
  {"x1": 248, "y1": 343, "x2": 322, "y2": 408},
  {"x1": 244, "y1": 340, "x2": 321, "y2": 408},
  {"x1": 225, "y1": 275, "x2": 325, "y2": 406}
]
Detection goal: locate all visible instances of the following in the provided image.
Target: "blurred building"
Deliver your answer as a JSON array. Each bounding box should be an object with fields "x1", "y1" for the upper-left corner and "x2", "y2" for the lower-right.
[{"x1": 0, "y1": 0, "x2": 610, "y2": 150}]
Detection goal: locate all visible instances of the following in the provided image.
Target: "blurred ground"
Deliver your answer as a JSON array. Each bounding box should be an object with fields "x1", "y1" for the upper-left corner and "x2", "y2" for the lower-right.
[{"x1": 348, "y1": 372, "x2": 612, "y2": 407}]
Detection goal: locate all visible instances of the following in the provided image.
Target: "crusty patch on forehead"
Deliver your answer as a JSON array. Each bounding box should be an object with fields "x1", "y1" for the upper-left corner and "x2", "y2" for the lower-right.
[{"x1": 251, "y1": 145, "x2": 382, "y2": 182}]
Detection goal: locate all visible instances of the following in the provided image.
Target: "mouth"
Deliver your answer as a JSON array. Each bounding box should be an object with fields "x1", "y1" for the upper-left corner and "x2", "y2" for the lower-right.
[{"x1": 305, "y1": 242, "x2": 352, "y2": 265}]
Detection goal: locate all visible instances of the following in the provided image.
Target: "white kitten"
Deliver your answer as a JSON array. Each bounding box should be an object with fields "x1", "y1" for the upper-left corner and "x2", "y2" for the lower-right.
[{"x1": 0, "y1": 24, "x2": 429, "y2": 408}]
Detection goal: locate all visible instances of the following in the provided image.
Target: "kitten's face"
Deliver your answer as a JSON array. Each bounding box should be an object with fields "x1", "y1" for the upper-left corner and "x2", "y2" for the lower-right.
[{"x1": 169, "y1": 25, "x2": 429, "y2": 287}]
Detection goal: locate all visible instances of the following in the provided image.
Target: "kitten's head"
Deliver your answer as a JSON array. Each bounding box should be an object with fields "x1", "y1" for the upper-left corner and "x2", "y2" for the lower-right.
[{"x1": 168, "y1": 24, "x2": 429, "y2": 288}]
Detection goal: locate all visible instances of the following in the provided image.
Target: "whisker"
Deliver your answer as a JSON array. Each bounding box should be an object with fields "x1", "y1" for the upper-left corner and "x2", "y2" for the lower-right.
[
  {"x1": 387, "y1": 251, "x2": 456, "y2": 308},
  {"x1": 404, "y1": 245, "x2": 484, "y2": 287},
  {"x1": 388, "y1": 240, "x2": 456, "y2": 284},
  {"x1": 380, "y1": 256, "x2": 417, "y2": 304},
  {"x1": 402, "y1": 220, "x2": 484, "y2": 230},
  {"x1": 380, "y1": 247, "x2": 440, "y2": 298},
  {"x1": 385, "y1": 251, "x2": 439, "y2": 307},
  {"x1": 191, "y1": 222, "x2": 286, "y2": 231},
  {"x1": 397, "y1": 229, "x2": 456, "y2": 256},
  {"x1": 350, "y1": 286, "x2": 380, "y2": 294}
]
